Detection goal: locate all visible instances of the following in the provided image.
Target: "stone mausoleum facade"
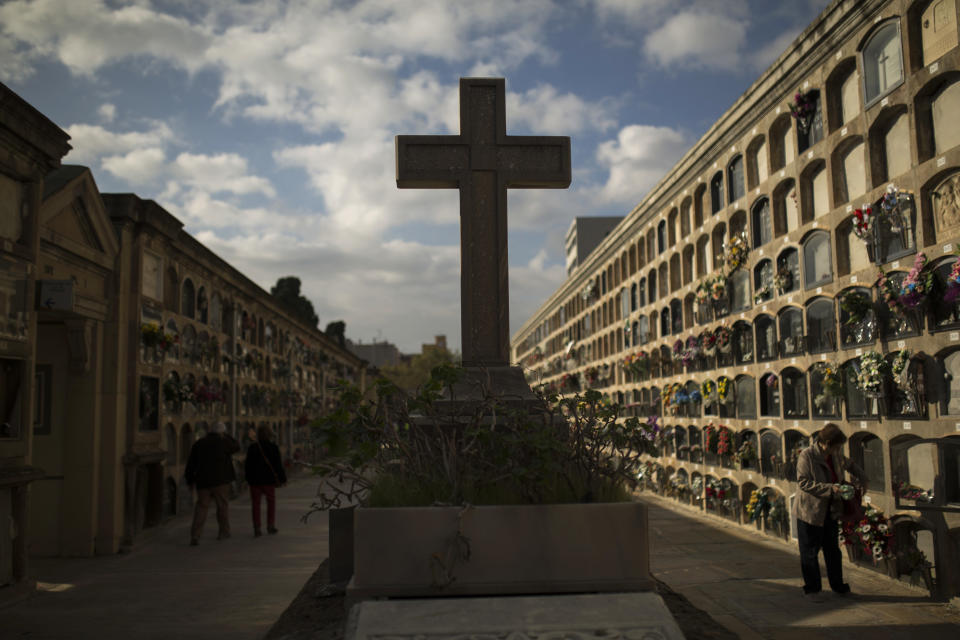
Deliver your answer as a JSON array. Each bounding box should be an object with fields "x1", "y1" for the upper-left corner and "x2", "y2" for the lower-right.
[
  {"x1": 513, "y1": 0, "x2": 960, "y2": 590},
  {"x1": 0, "y1": 82, "x2": 368, "y2": 596}
]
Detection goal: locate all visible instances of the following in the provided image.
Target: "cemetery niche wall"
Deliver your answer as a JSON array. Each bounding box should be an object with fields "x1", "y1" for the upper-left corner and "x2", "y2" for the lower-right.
[
  {"x1": 513, "y1": 0, "x2": 960, "y2": 597},
  {"x1": 0, "y1": 79, "x2": 369, "y2": 597}
]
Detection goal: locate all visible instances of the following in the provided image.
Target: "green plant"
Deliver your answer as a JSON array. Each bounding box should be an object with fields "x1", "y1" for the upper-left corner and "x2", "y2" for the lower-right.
[{"x1": 304, "y1": 365, "x2": 658, "y2": 517}]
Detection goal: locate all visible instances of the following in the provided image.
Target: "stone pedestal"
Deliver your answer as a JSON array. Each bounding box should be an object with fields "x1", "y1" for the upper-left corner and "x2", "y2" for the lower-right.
[
  {"x1": 345, "y1": 592, "x2": 685, "y2": 640},
  {"x1": 347, "y1": 502, "x2": 654, "y2": 603},
  {"x1": 432, "y1": 365, "x2": 547, "y2": 416}
]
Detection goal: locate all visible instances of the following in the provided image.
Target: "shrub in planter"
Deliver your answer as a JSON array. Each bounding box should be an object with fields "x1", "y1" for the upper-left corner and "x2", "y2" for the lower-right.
[
  {"x1": 305, "y1": 365, "x2": 659, "y2": 598},
  {"x1": 306, "y1": 365, "x2": 658, "y2": 511}
]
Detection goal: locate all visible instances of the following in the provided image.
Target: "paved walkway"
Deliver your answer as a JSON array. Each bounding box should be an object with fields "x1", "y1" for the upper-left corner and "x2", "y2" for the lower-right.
[
  {"x1": 5, "y1": 478, "x2": 960, "y2": 639},
  {"x1": 637, "y1": 491, "x2": 960, "y2": 639},
  {"x1": 2, "y1": 475, "x2": 329, "y2": 640}
]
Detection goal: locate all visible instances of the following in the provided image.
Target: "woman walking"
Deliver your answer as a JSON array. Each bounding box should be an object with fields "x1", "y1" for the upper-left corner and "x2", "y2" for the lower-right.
[
  {"x1": 244, "y1": 426, "x2": 287, "y2": 537},
  {"x1": 794, "y1": 423, "x2": 865, "y2": 601}
]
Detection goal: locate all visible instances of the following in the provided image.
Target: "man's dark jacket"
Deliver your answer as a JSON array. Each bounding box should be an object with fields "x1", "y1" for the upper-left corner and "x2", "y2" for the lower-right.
[
  {"x1": 245, "y1": 439, "x2": 287, "y2": 486},
  {"x1": 185, "y1": 433, "x2": 240, "y2": 489}
]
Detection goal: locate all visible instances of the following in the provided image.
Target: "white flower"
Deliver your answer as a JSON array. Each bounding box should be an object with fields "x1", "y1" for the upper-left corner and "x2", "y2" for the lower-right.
[
  {"x1": 878, "y1": 523, "x2": 888, "y2": 533},
  {"x1": 860, "y1": 524, "x2": 872, "y2": 534}
]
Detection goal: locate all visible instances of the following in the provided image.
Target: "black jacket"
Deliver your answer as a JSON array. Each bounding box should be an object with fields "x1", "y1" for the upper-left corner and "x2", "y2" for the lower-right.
[
  {"x1": 185, "y1": 433, "x2": 240, "y2": 489},
  {"x1": 245, "y1": 439, "x2": 287, "y2": 486}
]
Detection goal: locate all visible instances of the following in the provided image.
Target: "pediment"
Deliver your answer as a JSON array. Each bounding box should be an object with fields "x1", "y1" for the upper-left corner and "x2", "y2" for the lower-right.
[
  {"x1": 41, "y1": 166, "x2": 119, "y2": 261},
  {"x1": 47, "y1": 199, "x2": 104, "y2": 252}
]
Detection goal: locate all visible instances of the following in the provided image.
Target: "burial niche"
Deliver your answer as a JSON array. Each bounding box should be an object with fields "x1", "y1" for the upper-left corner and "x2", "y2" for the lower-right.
[{"x1": 862, "y1": 21, "x2": 905, "y2": 106}]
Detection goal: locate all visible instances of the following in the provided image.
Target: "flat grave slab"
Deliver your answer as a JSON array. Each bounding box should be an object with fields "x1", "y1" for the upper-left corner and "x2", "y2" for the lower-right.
[{"x1": 346, "y1": 592, "x2": 685, "y2": 640}]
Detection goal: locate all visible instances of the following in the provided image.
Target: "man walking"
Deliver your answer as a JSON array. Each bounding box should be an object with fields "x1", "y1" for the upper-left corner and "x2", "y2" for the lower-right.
[{"x1": 185, "y1": 422, "x2": 240, "y2": 545}]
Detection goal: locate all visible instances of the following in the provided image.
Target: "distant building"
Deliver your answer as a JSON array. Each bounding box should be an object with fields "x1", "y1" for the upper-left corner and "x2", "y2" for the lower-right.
[
  {"x1": 565, "y1": 217, "x2": 624, "y2": 276},
  {"x1": 423, "y1": 335, "x2": 447, "y2": 354},
  {"x1": 347, "y1": 339, "x2": 401, "y2": 368}
]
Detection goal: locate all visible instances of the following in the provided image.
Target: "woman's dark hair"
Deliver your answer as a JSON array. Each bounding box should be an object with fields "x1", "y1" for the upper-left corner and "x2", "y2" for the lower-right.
[
  {"x1": 817, "y1": 423, "x2": 847, "y2": 446},
  {"x1": 257, "y1": 425, "x2": 273, "y2": 442}
]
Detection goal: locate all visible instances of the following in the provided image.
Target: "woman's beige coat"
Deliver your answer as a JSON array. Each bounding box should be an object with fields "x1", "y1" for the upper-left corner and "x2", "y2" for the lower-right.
[{"x1": 794, "y1": 444, "x2": 865, "y2": 527}]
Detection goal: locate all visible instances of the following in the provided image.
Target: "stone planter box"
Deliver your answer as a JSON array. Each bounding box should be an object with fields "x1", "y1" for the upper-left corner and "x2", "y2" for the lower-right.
[{"x1": 347, "y1": 501, "x2": 653, "y2": 601}]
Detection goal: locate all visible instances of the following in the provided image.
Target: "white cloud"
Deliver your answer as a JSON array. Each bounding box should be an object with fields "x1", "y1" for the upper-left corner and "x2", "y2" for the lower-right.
[
  {"x1": 101, "y1": 147, "x2": 166, "y2": 184},
  {"x1": 507, "y1": 85, "x2": 617, "y2": 135},
  {"x1": 0, "y1": 0, "x2": 211, "y2": 76},
  {"x1": 643, "y1": 11, "x2": 747, "y2": 71},
  {"x1": 590, "y1": 0, "x2": 673, "y2": 26},
  {"x1": 193, "y1": 224, "x2": 464, "y2": 353},
  {"x1": 0, "y1": 32, "x2": 34, "y2": 82},
  {"x1": 595, "y1": 124, "x2": 690, "y2": 204},
  {"x1": 171, "y1": 152, "x2": 276, "y2": 198},
  {"x1": 62, "y1": 121, "x2": 175, "y2": 165},
  {"x1": 97, "y1": 103, "x2": 116, "y2": 123}
]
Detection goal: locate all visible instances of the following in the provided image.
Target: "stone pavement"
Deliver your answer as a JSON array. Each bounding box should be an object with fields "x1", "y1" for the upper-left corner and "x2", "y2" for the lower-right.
[
  {"x1": 637, "y1": 491, "x2": 960, "y2": 639},
  {"x1": 1, "y1": 475, "x2": 329, "y2": 640},
  {"x1": 5, "y1": 478, "x2": 960, "y2": 640}
]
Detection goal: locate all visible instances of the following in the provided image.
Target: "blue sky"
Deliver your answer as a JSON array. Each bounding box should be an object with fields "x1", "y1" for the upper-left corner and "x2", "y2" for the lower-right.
[{"x1": 2, "y1": 0, "x2": 831, "y2": 354}]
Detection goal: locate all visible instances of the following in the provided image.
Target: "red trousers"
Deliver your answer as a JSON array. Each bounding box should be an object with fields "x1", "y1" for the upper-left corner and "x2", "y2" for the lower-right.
[{"x1": 250, "y1": 484, "x2": 276, "y2": 530}]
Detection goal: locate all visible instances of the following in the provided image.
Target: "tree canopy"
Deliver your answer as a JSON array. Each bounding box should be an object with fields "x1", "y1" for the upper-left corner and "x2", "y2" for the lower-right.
[
  {"x1": 379, "y1": 346, "x2": 459, "y2": 392},
  {"x1": 325, "y1": 320, "x2": 346, "y2": 347},
  {"x1": 270, "y1": 276, "x2": 319, "y2": 328}
]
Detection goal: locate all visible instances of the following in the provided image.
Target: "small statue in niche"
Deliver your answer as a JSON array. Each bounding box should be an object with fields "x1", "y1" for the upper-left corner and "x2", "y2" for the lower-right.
[{"x1": 934, "y1": 173, "x2": 960, "y2": 232}]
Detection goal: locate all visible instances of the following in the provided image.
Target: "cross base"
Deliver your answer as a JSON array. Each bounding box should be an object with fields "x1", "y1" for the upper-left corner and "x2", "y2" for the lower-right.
[{"x1": 431, "y1": 366, "x2": 546, "y2": 416}]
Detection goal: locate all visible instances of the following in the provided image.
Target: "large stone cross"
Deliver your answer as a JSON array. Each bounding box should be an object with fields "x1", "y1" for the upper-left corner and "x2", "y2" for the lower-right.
[{"x1": 396, "y1": 78, "x2": 571, "y2": 368}]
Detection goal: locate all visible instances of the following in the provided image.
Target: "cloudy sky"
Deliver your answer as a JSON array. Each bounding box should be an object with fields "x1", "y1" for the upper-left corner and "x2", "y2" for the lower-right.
[{"x1": 3, "y1": 0, "x2": 830, "y2": 354}]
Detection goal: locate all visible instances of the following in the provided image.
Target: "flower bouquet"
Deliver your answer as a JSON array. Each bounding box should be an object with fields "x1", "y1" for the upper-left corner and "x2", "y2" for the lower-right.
[
  {"x1": 672, "y1": 338, "x2": 684, "y2": 363},
  {"x1": 944, "y1": 256, "x2": 960, "y2": 304},
  {"x1": 701, "y1": 379, "x2": 717, "y2": 404},
  {"x1": 723, "y1": 234, "x2": 749, "y2": 273},
  {"x1": 852, "y1": 203, "x2": 876, "y2": 242},
  {"x1": 704, "y1": 423, "x2": 718, "y2": 454},
  {"x1": 690, "y1": 476, "x2": 704, "y2": 497},
  {"x1": 585, "y1": 366, "x2": 600, "y2": 386},
  {"x1": 875, "y1": 268, "x2": 906, "y2": 320},
  {"x1": 681, "y1": 335, "x2": 700, "y2": 367},
  {"x1": 717, "y1": 376, "x2": 731, "y2": 403},
  {"x1": 643, "y1": 415, "x2": 661, "y2": 442},
  {"x1": 879, "y1": 184, "x2": 913, "y2": 234},
  {"x1": 702, "y1": 332, "x2": 718, "y2": 357},
  {"x1": 754, "y1": 283, "x2": 772, "y2": 304},
  {"x1": 769, "y1": 495, "x2": 789, "y2": 530},
  {"x1": 734, "y1": 439, "x2": 756, "y2": 468},
  {"x1": 898, "y1": 252, "x2": 934, "y2": 310},
  {"x1": 839, "y1": 289, "x2": 874, "y2": 326},
  {"x1": 716, "y1": 426, "x2": 732, "y2": 458},
  {"x1": 710, "y1": 275, "x2": 728, "y2": 301},
  {"x1": 891, "y1": 349, "x2": 911, "y2": 390},
  {"x1": 714, "y1": 326, "x2": 732, "y2": 354},
  {"x1": 896, "y1": 481, "x2": 934, "y2": 504},
  {"x1": 840, "y1": 505, "x2": 894, "y2": 563},
  {"x1": 813, "y1": 362, "x2": 844, "y2": 411},
  {"x1": 696, "y1": 282, "x2": 711, "y2": 306},
  {"x1": 765, "y1": 374, "x2": 778, "y2": 389},
  {"x1": 773, "y1": 265, "x2": 793, "y2": 294},
  {"x1": 746, "y1": 488, "x2": 771, "y2": 522},
  {"x1": 141, "y1": 323, "x2": 163, "y2": 348},
  {"x1": 855, "y1": 351, "x2": 886, "y2": 397},
  {"x1": 788, "y1": 90, "x2": 817, "y2": 133}
]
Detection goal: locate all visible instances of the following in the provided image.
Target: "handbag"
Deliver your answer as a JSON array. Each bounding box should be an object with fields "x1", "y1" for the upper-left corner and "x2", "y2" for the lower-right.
[
  {"x1": 838, "y1": 486, "x2": 865, "y2": 525},
  {"x1": 257, "y1": 441, "x2": 282, "y2": 486}
]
